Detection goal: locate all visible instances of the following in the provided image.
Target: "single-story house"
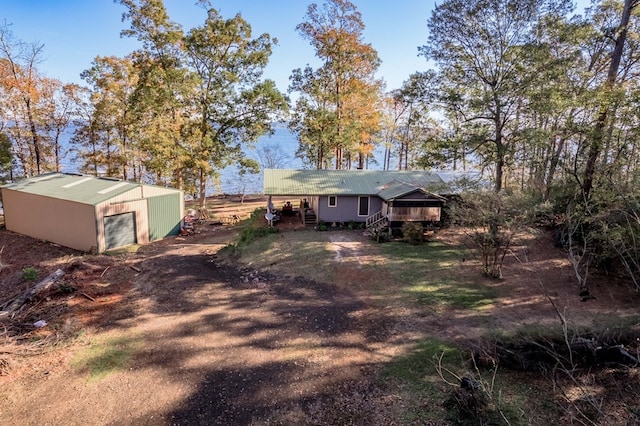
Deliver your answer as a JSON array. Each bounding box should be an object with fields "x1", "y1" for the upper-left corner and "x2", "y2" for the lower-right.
[
  {"x1": 263, "y1": 169, "x2": 455, "y2": 230},
  {"x1": 1, "y1": 173, "x2": 184, "y2": 253}
]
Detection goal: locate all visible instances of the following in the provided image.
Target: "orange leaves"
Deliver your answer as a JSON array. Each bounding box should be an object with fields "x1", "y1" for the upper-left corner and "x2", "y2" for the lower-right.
[{"x1": 292, "y1": 0, "x2": 382, "y2": 169}]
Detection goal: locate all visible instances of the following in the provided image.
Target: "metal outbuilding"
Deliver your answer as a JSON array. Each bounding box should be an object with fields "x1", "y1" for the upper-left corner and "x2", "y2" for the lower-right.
[{"x1": 1, "y1": 173, "x2": 184, "y2": 253}]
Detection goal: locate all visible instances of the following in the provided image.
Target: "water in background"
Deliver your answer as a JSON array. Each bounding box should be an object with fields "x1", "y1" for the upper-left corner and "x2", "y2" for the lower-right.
[
  {"x1": 216, "y1": 125, "x2": 305, "y2": 195},
  {"x1": 58, "y1": 123, "x2": 391, "y2": 195},
  {"x1": 58, "y1": 124, "x2": 304, "y2": 195}
]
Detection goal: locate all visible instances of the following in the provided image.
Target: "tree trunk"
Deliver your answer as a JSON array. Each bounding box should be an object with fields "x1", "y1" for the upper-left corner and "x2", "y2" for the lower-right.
[
  {"x1": 25, "y1": 99, "x2": 42, "y2": 175},
  {"x1": 494, "y1": 130, "x2": 505, "y2": 193},
  {"x1": 582, "y1": 0, "x2": 636, "y2": 200},
  {"x1": 198, "y1": 167, "x2": 207, "y2": 210},
  {"x1": 545, "y1": 134, "x2": 565, "y2": 201}
]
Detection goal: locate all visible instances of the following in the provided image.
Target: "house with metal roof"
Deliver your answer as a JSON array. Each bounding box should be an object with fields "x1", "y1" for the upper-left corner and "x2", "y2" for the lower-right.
[
  {"x1": 263, "y1": 169, "x2": 451, "y2": 230},
  {"x1": 1, "y1": 173, "x2": 184, "y2": 253}
]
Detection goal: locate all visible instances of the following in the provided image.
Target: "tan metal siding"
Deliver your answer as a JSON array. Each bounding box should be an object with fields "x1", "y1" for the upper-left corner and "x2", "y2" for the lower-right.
[
  {"x1": 1, "y1": 175, "x2": 183, "y2": 253},
  {"x1": 2, "y1": 189, "x2": 97, "y2": 251},
  {"x1": 107, "y1": 187, "x2": 144, "y2": 203},
  {"x1": 140, "y1": 185, "x2": 179, "y2": 197}
]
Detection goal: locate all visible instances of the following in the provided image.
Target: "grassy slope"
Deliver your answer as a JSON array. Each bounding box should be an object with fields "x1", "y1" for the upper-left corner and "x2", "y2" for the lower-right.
[
  {"x1": 227, "y1": 223, "x2": 552, "y2": 424},
  {"x1": 219, "y1": 206, "x2": 640, "y2": 424}
]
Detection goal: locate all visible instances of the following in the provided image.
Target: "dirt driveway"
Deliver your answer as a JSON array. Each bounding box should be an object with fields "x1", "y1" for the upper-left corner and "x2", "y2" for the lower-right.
[{"x1": 0, "y1": 225, "x2": 407, "y2": 425}]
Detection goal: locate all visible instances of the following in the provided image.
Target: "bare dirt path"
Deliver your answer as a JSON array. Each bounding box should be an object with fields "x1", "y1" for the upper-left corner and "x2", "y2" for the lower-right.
[{"x1": 0, "y1": 226, "x2": 401, "y2": 425}]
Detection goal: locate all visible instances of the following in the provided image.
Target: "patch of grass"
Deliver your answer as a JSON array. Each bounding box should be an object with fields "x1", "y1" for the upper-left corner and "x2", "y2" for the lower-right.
[
  {"x1": 379, "y1": 240, "x2": 496, "y2": 310},
  {"x1": 237, "y1": 230, "x2": 335, "y2": 281},
  {"x1": 407, "y1": 283, "x2": 496, "y2": 310},
  {"x1": 21, "y1": 266, "x2": 38, "y2": 281},
  {"x1": 384, "y1": 337, "x2": 461, "y2": 384},
  {"x1": 72, "y1": 333, "x2": 141, "y2": 382},
  {"x1": 236, "y1": 208, "x2": 278, "y2": 245},
  {"x1": 383, "y1": 337, "x2": 539, "y2": 424},
  {"x1": 382, "y1": 338, "x2": 462, "y2": 422}
]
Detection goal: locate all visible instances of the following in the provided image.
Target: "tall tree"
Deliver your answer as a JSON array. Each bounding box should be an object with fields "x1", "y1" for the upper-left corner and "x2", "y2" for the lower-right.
[
  {"x1": 289, "y1": 65, "x2": 335, "y2": 168},
  {"x1": 0, "y1": 24, "x2": 47, "y2": 176},
  {"x1": 117, "y1": 0, "x2": 193, "y2": 188},
  {"x1": 41, "y1": 82, "x2": 83, "y2": 173},
  {"x1": 512, "y1": 12, "x2": 593, "y2": 199},
  {"x1": 258, "y1": 143, "x2": 290, "y2": 169},
  {"x1": 0, "y1": 132, "x2": 13, "y2": 182},
  {"x1": 291, "y1": 0, "x2": 382, "y2": 170},
  {"x1": 183, "y1": 6, "x2": 287, "y2": 208},
  {"x1": 390, "y1": 72, "x2": 442, "y2": 170},
  {"x1": 79, "y1": 56, "x2": 138, "y2": 179},
  {"x1": 581, "y1": 0, "x2": 640, "y2": 200},
  {"x1": 421, "y1": 0, "x2": 570, "y2": 192}
]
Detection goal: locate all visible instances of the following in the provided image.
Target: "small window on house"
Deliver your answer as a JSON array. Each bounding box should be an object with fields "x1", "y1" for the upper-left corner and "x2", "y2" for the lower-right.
[
  {"x1": 358, "y1": 196, "x2": 369, "y2": 216},
  {"x1": 328, "y1": 196, "x2": 337, "y2": 207}
]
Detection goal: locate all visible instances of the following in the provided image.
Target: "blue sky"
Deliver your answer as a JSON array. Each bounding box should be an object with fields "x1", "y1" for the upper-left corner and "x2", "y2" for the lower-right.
[{"x1": 1, "y1": 0, "x2": 434, "y2": 93}]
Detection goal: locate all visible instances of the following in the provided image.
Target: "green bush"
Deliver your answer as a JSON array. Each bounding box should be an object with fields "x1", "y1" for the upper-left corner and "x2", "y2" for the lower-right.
[
  {"x1": 369, "y1": 226, "x2": 390, "y2": 243},
  {"x1": 58, "y1": 281, "x2": 77, "y2": 294},
  {"x1": 236, "y1": 208, "x2": 278, "y2": 246},
  {"x1": 402, "y1": 222, "x2": 424, "y2": 245},
  {"x1": 316, "y1": 221, "x2": 330, "y2": 231},
  {"x1": 21, "y1": 267, "x2": 38, "y2": 281}
]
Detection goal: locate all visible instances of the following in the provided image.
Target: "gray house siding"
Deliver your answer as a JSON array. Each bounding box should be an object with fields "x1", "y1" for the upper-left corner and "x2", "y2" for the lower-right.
[
  {"x1": 316, "y1": 195, "x2": 383, "y2": 222},
  {"x1": 369, "y1": 197, "x2": 384, "y2": 217}
]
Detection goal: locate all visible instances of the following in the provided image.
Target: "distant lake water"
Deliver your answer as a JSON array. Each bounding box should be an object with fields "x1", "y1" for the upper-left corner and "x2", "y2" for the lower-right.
[
  {"x1": 58, "y1": 123, "x2": 391, "y2": 195},
  {"x1": 216, "y1": 125, "x2": 305, "y2": 195},
  {"x1": 58, "y1": 124, "x2": 304, "y2": 195}
]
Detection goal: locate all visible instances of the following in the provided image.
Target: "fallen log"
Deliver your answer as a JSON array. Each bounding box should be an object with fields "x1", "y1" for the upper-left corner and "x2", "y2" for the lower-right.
[{"x1": 4, "y1": 269, "x2": 65, "y2": 315}]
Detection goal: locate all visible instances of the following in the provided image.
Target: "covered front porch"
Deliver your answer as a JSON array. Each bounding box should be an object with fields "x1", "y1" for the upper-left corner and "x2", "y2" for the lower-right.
[
  {"x1": 266, "y1": 196, "x2": 317, "y2": 226},
  {"x1": 365, "y1": 184, "x2": 446, "y2": 235}
]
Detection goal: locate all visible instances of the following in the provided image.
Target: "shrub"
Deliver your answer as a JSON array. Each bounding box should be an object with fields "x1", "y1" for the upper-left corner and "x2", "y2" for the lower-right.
[
  {"x1": 369, "y1": 226, "x2": 390, "y2": 243},
  {"x1": 316, "y1": 221, "x2": 330, "y2": 231},
  {"x1": 237, "y1": 208, "x2": 278, "y2": 246},
  {"x1": 58, "y1": 281, "x2": 77, "y2": 294},
  {"x1": 347, "y1": 221, "x2": 364, "y2": 230},
  {"x1": 21, "y1": 267, "x2": 38, "y2": 281},
  {"x1": 402, "y1": 222, "x2": 424, "y2": 245}
]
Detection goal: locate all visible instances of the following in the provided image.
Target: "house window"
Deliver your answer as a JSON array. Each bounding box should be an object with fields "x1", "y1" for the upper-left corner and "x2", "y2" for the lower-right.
[
  {"x1": 328, "y1": 196, "x2": 337, "y2": 207},
  {"x1": 358, "y1": 196, "x2": 369, "y2": 216}
]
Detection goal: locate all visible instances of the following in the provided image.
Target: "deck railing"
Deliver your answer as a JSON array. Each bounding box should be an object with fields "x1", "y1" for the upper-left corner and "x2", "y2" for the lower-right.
[{"x1": 366, "y1": 210, "x2": 385, "y2": 228}]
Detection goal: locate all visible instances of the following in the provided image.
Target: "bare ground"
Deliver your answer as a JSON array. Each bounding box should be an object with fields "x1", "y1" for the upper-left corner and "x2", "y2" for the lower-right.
[{"x1": 0, "y1": 197, "x2": 639, "y2": 425}]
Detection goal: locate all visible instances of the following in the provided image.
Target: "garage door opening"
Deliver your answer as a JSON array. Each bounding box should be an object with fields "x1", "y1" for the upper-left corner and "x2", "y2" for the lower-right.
[{"x1": 104, "y1": 212, "x2": 137, "y2": 250}]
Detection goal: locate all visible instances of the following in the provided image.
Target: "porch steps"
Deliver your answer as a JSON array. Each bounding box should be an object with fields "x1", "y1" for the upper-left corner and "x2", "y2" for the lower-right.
[
  {"x1": 365, "y1": 210, "x2": 387, "y2": 229},
  {"x1": 365, "y1": 210, "x2": 389, "y2": 240},
  {"x1": 302, "y1": 209, "x2": 316, "y2": 226}
]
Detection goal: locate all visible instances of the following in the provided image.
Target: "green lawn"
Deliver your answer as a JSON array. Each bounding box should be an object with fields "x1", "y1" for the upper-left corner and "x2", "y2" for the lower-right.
[
  {"x1": 378, "y1": 240, "x2": 497, "y2": 310},
  {"x1": 228, "y1": 228, "x2": 567, "y2": 424}
]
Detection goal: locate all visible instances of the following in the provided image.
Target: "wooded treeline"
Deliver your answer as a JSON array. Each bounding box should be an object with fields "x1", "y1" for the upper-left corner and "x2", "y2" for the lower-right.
[
  {"x1": 0, "y1": 0, "x2": 288, "y2": 208},
  {"x1": 3, "y1": 0, "x2": 638, "y2": 195},
  {"x1": 1, "y1": 0, "x2": 640, "y2": 286}
]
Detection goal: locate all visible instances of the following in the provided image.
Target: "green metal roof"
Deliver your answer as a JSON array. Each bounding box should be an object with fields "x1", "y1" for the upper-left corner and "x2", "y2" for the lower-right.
[
  {"x1": 263, "y1": 169, "x2": 447, "y2": 196},
  {"x1": 2, "y1": 173, "x2": 142, "y2": 205}
]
